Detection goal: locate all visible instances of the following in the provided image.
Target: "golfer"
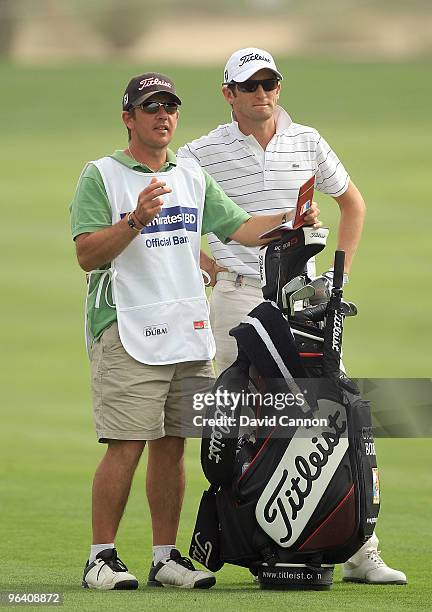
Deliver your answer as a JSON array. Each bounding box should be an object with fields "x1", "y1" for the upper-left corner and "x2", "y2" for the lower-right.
[
  {"x1": 178, "y1": 48, "x2": 406, "y2": 585},
  {"x1": 70, "y1": 71, "x2": 320, "y2": 590}
]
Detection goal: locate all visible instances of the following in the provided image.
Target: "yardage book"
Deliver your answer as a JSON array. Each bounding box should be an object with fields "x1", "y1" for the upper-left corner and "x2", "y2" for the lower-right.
[{"x1": 259, "y1": 175, "x2": 316, "y2": 240}]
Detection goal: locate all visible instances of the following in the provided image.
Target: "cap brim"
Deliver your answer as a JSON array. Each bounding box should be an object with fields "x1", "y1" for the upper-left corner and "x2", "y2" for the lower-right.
[
  {"x1": 134, "y1": 90, "x2": 182, "y2": 106},
  {"x1": 230, "y1": 66, "x2": 283, "y2": 83}
]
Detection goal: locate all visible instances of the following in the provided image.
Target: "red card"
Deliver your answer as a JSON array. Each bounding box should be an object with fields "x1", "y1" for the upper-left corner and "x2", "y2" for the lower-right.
[
  {"x1": 258, "y1": 174, "x2": 316, "y2": 240},
  {"x1": 292, "y1": 175, "x2": 315, "y2": 229}
]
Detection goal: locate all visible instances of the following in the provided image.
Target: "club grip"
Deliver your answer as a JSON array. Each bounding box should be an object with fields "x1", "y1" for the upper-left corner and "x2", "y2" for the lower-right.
[{"x1": 333, "y1": 250, "x2": 345, "y2": 290}]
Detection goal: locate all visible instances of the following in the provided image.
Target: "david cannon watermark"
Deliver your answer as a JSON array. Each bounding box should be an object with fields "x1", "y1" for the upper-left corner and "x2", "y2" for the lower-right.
[{"x1": 192, "y1": 388, "x2": 329, "y2": 429}]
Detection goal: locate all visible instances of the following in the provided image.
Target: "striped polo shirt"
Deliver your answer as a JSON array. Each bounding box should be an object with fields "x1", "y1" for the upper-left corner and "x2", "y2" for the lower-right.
[{"x1": 177, "y1": 106, "x2": 349, "y2": 278}]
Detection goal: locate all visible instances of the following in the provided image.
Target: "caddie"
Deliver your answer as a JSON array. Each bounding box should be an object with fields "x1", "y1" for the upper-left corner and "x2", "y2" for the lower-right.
[{"x1": 70, "y1": 71, "x2": 320, "y2": 591}]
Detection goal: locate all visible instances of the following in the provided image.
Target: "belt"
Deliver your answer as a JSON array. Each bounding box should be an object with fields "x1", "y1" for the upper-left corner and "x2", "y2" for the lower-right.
[{"x1": 216, "y1": 271, "x2": 262, "y2": 288}]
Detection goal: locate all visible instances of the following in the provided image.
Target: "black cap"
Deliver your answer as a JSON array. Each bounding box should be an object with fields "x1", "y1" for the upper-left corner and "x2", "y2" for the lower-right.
[{"x1": 122, "y1": 73, "x2": 181, "y2": 111}]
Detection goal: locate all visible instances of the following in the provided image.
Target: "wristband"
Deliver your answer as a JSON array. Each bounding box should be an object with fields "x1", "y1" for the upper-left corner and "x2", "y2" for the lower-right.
[
  {"x1": 127, "y1": 212, "x2": 143, "y2": 232},
  {"x1": 133, "y1": 210, "x2": 146, "y2": 226}
]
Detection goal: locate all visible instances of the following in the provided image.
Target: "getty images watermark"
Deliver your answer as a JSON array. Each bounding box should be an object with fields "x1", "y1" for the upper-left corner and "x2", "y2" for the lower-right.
[
  {"x1": 179, "y1": 378, "x2": 432, "y2": 438},
  {"x1": 191, "y1": 388, "x2": 329, "y2": 430}
]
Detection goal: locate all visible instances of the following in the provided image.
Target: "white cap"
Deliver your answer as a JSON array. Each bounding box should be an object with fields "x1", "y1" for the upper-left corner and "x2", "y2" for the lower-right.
[{"x1": 223, "y1": 48, "x2": 283, "y2": 84}]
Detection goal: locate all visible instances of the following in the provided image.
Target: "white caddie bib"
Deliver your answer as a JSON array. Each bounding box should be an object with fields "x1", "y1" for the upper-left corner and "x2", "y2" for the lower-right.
[{"x1": 92, "y1": 156, "x2": 216, "y2": 365}]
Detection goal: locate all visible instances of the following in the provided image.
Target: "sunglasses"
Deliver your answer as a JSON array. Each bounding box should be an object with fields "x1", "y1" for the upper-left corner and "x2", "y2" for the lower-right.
[
  {"x1": 233, "y1": 78, "x2": 279, "y2": 93},
  {"x1": 136, "y1": 101, "x2": 179, "y2": 114}
]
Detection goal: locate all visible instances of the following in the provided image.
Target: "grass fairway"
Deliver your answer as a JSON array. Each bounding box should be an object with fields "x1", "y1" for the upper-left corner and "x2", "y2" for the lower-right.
[{"x1": 0, "y1": 59, "x2": 431, "y2": 610}]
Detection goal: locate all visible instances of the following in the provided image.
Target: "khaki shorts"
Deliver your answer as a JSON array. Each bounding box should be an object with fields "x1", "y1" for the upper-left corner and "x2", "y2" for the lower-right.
[{"x1": 90, "y1": 323, "x2": 215, "y2": 442}]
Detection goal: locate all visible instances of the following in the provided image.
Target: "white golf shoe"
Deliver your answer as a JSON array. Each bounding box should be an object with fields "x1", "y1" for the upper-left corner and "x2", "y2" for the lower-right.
[
  {"x1": 147, "y1": 548, "x2": 216, "y2": 589},
  {"x1": 343, "y1": 534, "x2": 407, "y2": 585},
  {"x1": 82, "y1": 548, "x2": 138, "y2": 590}
]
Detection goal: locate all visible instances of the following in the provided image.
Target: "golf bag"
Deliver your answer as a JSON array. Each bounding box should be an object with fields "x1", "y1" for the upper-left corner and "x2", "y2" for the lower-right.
[{"x1": 190, "y1": 226, "x2": 380, "y2": 590}]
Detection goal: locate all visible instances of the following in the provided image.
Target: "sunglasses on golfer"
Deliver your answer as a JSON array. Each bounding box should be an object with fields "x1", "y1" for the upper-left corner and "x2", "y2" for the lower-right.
[
  {"x1": 136, "y1": 101, "x2": 179, "y2": 114},
  {"x1": 233, "y1": 78, "x2": 279, "y2": 93}
]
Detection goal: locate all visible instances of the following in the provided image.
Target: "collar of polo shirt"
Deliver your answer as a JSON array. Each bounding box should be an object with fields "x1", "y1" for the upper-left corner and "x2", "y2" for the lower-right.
[{"x1": 230, "y1": 105, "x2": 293, "y2": 140}]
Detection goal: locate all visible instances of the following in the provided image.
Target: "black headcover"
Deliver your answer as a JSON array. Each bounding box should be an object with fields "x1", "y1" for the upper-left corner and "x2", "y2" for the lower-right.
[
  {"x1": 259, "y1": 241, "x2": 281, "y2": 301},
  {"x1": 278, "y1": 226, "x2": 328, "y2": 289},
  {"x1": 258, "y1": 226, "x2": 329, "y2": 307}
]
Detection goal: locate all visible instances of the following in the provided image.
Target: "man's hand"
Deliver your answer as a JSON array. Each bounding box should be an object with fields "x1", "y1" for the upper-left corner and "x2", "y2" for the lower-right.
[
  {"x1": 75, "y1": 177, "x2": 172, "y2": 272},
  {"x1": 229, "y1": 200, "x2": 323, "y2": 247},
  {"x1": 135, "y1": 177, "x2": 172, "y2": 226},
  {"x1": 200, "y1": 250, "x2": 227, "y2": 287},
  {"x1": 303, "y1": 200, "x2": 322, "y2": 228}
]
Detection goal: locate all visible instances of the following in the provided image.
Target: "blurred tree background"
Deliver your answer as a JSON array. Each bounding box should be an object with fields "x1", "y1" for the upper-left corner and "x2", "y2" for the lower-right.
[{"x1": 1, "y1": 0, "x2": 431, "y2": 61}]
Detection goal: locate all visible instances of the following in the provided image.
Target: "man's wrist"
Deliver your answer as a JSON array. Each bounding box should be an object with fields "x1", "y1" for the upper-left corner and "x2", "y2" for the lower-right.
[
  {"x1": 207, "y1": 258, "x2": 217, "y2": 273},
  {"x1": 127, "y1": 211, "x2": 145, "y2": 233},
  {"x1": 281, "y1": 210, "x2": 294, "y2": 224}
]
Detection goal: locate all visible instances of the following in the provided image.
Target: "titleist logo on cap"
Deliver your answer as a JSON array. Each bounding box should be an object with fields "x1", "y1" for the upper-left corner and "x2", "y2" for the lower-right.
[
  {"x1": 138, "y1": 77, "x2": 173, "y2": 91},
  {"x1": 223, "y1": 47, "x2": 283, "y2": 84},
  {"x1": 122, "y1": 72, "x2": 181, "y2": 110},
  {"x1": 238, "y1": 52, "x2": 271, "y2": 67}
]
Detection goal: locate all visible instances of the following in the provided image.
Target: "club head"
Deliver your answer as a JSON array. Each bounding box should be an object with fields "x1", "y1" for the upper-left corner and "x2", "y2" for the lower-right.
[
  {"x1": 309, "y1": 276, "x2": 332, "y2": 306},
  {"x1": 281, "y1": 275, "x2": 306, "y2": 310},
  {"x1": 341, "y1": 301, "x2": 358, "y2": 317},
  {"x1": 282, "y1": 276, "x2": 305, "y2": 294},
  {"x1": 288, "y1": 284, "x2": 315, "y2": 315}
]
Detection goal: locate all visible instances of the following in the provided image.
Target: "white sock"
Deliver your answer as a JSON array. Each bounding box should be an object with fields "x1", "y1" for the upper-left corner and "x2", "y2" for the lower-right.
[
  {"x1": 89, "y1": 543, "x2": 115, "y2": 564},
  {"x1": 153, "y1": 545, "x2": 175, "y2": 565}
]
